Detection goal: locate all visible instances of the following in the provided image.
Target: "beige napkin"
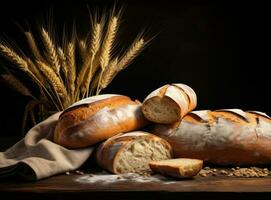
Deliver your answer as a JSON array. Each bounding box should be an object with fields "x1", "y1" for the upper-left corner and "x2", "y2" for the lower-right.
[{"x1": 0, "y1": 112, "x2": 94, "y2": 180}]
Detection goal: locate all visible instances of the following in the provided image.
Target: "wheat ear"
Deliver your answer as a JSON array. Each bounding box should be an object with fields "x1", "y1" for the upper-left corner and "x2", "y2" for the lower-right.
[
  {"x1": 0, "y1": 44, "x2": 29, "y2": 73},
  {"x1": 99, "y1": 17, "x2": 118, "y2": 70},
  {"x1": 118, "y1": 38, "x2": 145, "y2": 70},
  {"x1": 99, "y1": 58, "x2": 118, "y2": 90},
  {"x1": 76, "y1": 23, "x2": 101, "y2": 91},
  {"x1": 26, "y1": 58, "x2": 45, "y2": 85},
  {"x1": 41, "y1": 28, "x2": 61, "y2": 74},
  {"x1": 37, "y1": 60, "x2": 67, "y2": 98},
  {"x1": 57, "y1": 47, "x2": 68, "y2": 81},
  {"x1": 66, "y1": 42, "x2": 76, "y2": 98},
  {"x1": 78, "y1": 40, "x2": 87, "y2": 60},
  {"x1": 1, "y1": 74, "x2": 32, "y2": 96},
  {"x1": 81, "y1": 55, "x2": 100, "y2": 97},
  {"x1": 25, "y1": 31, "x2": 42, "y2": 59}
]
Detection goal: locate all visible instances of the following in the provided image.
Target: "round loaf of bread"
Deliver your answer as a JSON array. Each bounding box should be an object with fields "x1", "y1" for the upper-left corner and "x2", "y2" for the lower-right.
[
  {"x1": 153, "y1": 109, "x2": 271, "y2": 165},
  {"x1": 96, "y1": 131, "x2": 173, "y2": 174},
  {"x1": 53, "y1": 94, "x2": 148, "y2": 148},
  {"x1": 142, "y1": 83, "x2": 197, "y2": 124}
]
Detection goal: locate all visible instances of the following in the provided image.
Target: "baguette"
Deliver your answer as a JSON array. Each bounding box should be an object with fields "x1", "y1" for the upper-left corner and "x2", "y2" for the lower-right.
[
  {"x1": 96, "y1": 131, "x2": 173, "y2": 174},
  {"x1": 153, "y1": 109, "x2": 271, "y2": 165},
  {"x1": 142, "y1": 83, "x2": 197, "y2": 124},
  {"x1": 149, "y1": 158, "x2": 203, "y2": 178},
  {"x1": 53, "y1": 94, "x2": 148, "y2": 148}
]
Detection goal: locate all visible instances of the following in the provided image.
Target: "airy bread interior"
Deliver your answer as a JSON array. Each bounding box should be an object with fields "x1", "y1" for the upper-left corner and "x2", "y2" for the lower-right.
[
  {"x1": 149, "y1": 158, "x2": 203, "y2": 178},
  {"x1": 114, "y1": 138, "x2": 172, "y2": 173},
  {"x1": 142, "y1": 96, "x2": 180, "y2": 124}
]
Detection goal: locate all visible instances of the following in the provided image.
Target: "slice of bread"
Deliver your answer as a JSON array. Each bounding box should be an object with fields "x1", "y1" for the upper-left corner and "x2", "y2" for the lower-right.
[{"x1": 149, "y1": 158, "x2": 203, "y2": 178}]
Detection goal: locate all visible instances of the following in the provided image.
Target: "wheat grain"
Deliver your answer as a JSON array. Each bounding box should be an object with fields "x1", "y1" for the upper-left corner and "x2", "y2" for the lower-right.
[
  {"x1": 37, "y1": 60, "x2": 67, "y2": 98},
  {"x1": 41, "y1": 28, "x2": 61, "y2": 73},
  {"x1": 99, "y1": 17, "x2": 118, "y2": 69},
  {"x1": 25, "y1": 31, "x2": 42, "y2": 59},
  {"x1": 118, "y1": 38, "x2": 144, "y2": 70},
  {"x1": 1, "y1": 74, "x2": 32, "y2": 96}
]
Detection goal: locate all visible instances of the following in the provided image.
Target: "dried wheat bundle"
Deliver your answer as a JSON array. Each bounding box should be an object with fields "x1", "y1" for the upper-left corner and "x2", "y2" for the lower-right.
[{"x1": 0, "y1": 8, "x2": 148, "y2": 127}]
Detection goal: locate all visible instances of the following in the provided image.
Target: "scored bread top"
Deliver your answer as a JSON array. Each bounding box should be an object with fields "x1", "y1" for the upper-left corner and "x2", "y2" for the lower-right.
[
  {"x1": 176, "y1": 109, "x2": 271, "y2": 150},
  {"x1": 153, "y1": 109, "x2": 271, "y2": 165},
  {"x1": 67, "y1": 94, "x2": 121, "y2": 109},
  {"x1": 183, "y1": 109, "x2": 271, "y2": 125}
]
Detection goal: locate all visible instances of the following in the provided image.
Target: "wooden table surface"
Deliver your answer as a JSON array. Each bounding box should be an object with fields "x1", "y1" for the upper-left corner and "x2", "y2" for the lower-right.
[
  {"x1": 1, "y1": 172, "x2": 271, "y2": 200},
  {"x1": 1, "y1": 138, "x2": 271, "y2": 200}
]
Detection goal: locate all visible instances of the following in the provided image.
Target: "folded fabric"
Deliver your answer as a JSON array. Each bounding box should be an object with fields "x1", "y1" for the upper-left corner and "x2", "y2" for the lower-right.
[{"x1": 0, "y1": 112, "x2": 94, "y2": 180}]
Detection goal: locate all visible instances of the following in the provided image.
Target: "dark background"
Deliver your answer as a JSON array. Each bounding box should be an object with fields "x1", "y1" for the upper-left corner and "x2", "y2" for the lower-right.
[{"x1": 0, "y1": 0, "x2": 270, "y2": 137}]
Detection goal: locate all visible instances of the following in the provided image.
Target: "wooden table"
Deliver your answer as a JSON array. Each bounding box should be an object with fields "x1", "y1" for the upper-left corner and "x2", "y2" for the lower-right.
[
  {"x1": 1, "y1": 173, "x2": 271, "y2": 200},
  {"x1": 1, "y1": 138, "x2": 271, "y2": 200}
]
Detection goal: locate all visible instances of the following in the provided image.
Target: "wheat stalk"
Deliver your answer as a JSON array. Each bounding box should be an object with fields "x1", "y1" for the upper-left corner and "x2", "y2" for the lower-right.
[
  {"x1": 25, "y1": 31, "x2": 42, "y2": 60},
  {"x1": 99, "y1": 17, "x2": 118, "y2": 70},
  {"x1": 37, "y1": 60, "x2": 67, "y2": 99},
  {"x1": 41, "y1": 28, "x2": 61, "y2": 74},
  {"x1": 0, "y1": 8, "x2": 148, "y2": 124},
  {"x1": 118, "y1": 38, "x2": 145, "y2": 70},
  {"x1": 1, "y1": 74, "x2": 32, "y2": 96}
]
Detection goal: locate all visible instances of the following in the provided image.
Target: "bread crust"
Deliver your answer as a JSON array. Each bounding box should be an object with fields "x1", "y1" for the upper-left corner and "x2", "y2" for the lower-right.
[
  {"x1": 53, "y1": 95, "x2": 147, "y2": 148},
  {"x1": 153, "y1": 109, "x2": 271, "y2": 165}
]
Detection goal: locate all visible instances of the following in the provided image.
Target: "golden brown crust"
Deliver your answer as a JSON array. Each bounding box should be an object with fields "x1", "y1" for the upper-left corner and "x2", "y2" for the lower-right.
[
  {"x1": 153, "y1": 109, "x2": 271, "y2": 165},
  {"x1": 54, "y1": 96, "x2": 133, "y2": 143},
  {"x1": 53, "y1": 95, "x2": 148, "y2": 148}
]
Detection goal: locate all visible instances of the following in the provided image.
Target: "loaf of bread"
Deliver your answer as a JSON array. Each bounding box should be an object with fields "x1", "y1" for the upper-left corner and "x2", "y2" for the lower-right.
[
  {"x1": 96, "y1": 131, "x2": 173, "y2": 174},
  {"x1": 153, "y1": 109, "x2": 271, "y2": 165},
  {"x1": 53, "y1": 94, "x2": 148, "y2": 148},
  {"x1": 149, "y1": 158, "x2": 203, "y2": 178},
  {"x1": 142, "y1": 83, "x2": 197, "y2": 124}
]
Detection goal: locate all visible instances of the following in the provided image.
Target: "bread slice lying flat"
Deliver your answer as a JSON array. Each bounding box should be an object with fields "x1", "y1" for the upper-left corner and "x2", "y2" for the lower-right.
[{"x1": 149, "y1": 158, "x2": 203, "y2": 178}]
